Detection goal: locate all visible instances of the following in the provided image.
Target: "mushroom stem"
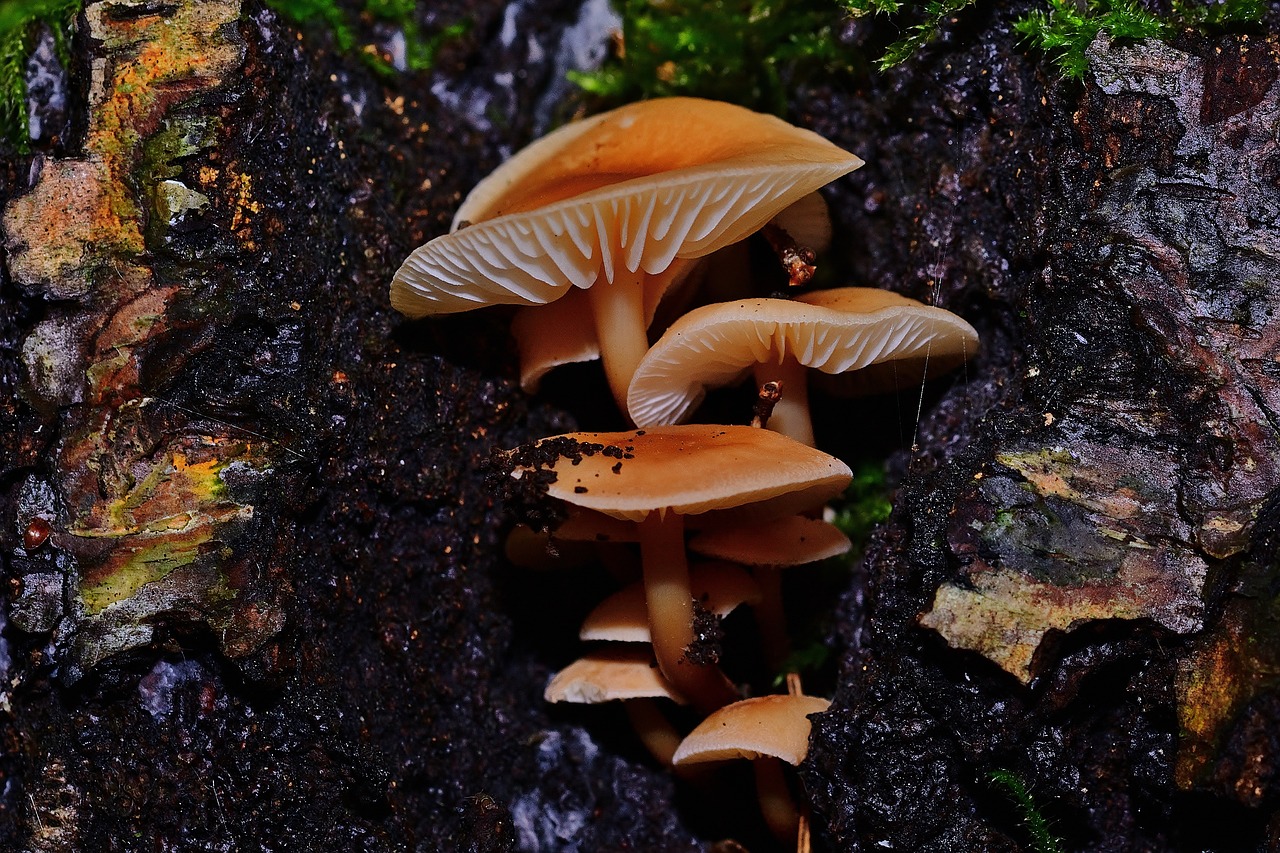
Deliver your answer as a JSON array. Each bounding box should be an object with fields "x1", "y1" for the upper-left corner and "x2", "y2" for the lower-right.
[
  {"x1": 624, "y1": 698, "x2": 683, "y2": 767},
  {"x1": 754, "y1": 357, "x2": 814, "y2": 446},
  {"x1": 588, "y1": 265, "x2": 650, "y2": 412},
  {"x1": 639, "y1": 511, "x2": 737, "y2": 715},
  {"x1": 754, "y1": 565, "x2": 791, "y2": 672},
  {"x1": 754, "y1": 755, "x2": 801, "y2": 842}
]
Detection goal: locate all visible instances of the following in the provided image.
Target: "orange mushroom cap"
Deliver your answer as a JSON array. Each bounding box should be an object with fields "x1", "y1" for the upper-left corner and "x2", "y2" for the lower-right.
[
  {"x1": 390, "y1": 98, "x2": 862, "y2": 318},
  {"x1": 545, "y1": 648, "x2": 687, "y2": 704},
  {"x1": 513, "y1": 425, "x2": 853, "y2": 524},
  {"x1": 671, "y1": 694, "x2": 832, "y2": 765},
  {"x1": 688, "y1": 515, "x2": 851, "y2": 567},
  {"x1": 627, "y1": 287, "x2": 980, "y2": 428}
]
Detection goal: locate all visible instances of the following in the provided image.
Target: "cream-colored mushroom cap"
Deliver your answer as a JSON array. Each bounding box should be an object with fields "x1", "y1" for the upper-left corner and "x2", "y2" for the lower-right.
[
  {"x1": 627, "y1": 287, "x2": 980, "y2": 428},
  {"x1": 580, "y1": 562, "x2": 762, "y2": 642},
  {"x1": 390, "y1": 98, "x2": 862, "y2": 317},
  {"x1": 544, "y1": 648, "x2": 687, "y2": 704},
  {"x1": 671, "y1": 694, "x2": 831, "y2": 765},
  {"x1": 689, "y1": 515, "x2": 851, "y2": 567},
  {"x1": 518, "y1": 425, "x2": 853, "y2": 523}
]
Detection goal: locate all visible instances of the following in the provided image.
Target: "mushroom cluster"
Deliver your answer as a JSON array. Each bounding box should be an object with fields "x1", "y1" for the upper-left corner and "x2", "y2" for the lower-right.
[{"x1": 392, "y1": 97, "x2": 980, "y2": 848}]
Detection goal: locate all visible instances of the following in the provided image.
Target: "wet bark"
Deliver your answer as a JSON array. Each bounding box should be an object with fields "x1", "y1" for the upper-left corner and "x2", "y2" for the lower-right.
[{"x1": 0, "y1": 1, "x2": 1277, "y2": 851}]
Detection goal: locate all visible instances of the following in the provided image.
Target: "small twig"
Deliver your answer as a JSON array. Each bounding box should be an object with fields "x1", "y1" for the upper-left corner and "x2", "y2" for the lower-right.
[
  {"x1": 751, "y1": 381, "x2": 783, "y2": 429},
  {"x1": 762, "y1": 224, "x2": 817, "y2": 288}
]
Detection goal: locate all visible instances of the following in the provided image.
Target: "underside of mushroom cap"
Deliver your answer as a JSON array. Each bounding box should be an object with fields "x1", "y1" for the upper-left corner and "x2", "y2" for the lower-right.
[
  {"x1": 627, "y1": 288, "x2": 980, "y2": 427},
  {"x1": 508, "y1": 190, "x2": 834, "y2": 394},
  {"x1": 510, "y1": 256, "x2": 701, "y2": 392},
  {"x1": 671, "y1": 694, "x2": 832, "y2": 765},
  {"x1": 798, "y1": 288, "x2": 980, "y2": 396},
  {"x1": 390, "y1": 98, "x2": 862, "y2": 318},
  {"x1": 689, "y1": 515, "x2": 851, "y2": 567},
  {"x1": 515, "y1": 425, "x2": 852, "y2": 523}
]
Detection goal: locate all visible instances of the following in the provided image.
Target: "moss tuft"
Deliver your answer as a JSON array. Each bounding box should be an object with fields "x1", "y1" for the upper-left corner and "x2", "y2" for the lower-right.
[
  {"x1": 569, "y1": 0, "x2": 857, "y2": 115},
  {"x1": 988, "y1": 769, "x2": 1063, "y2": 853},
  {"x1": 0, "y1": 0, "x2": 81, "y2": 152},
  {"x1": 830, "y1": 461, "x2": 893, "y2": 543},
  {"x1": 1014, "y1": 0, "x2": 1167, "y2": 79},
  {"x1": 264, "y1": 0, "x2": 469, "y2": 77},
  {"x1": 841, "y1": 0, "x2": 1266, "y2": 77}
]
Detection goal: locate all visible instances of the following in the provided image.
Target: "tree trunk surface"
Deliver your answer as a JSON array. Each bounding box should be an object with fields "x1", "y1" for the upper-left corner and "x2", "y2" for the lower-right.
[{"x1": 0, "y1": 1, "x2": 1277, "y2": 850}]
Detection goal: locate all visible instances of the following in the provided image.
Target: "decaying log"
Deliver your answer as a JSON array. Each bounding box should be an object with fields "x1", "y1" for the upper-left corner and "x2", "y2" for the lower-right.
[{"x1": 807, "y1": 26, "x2": 1280, "y2": 853}]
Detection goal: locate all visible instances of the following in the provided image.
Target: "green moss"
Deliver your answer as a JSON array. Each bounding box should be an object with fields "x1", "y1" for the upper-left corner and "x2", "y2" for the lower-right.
[
  {"x1": 841, "y1": 0, "x2": 1265, "y2": 77},
  {"x1": 569, "y1": 0, "x2": 858, "y2": 114},
  {"x1": 988, "y1": 769, "x2": 1063, "y2": 853},
  {"x1": 0, "y1": 0, "x2": 81, "y2": 152},
  {"x1": 1014, "y1": 0, "x2": 1166, "y2": 79},
  {"x1": 267, "y1": 0, "x2": 357, "y2": 51},
  {"x1": 263, "y1": 0, "x2": 469, "y2": 77},
  {"x1": 830, "y1": 461, "x2": 893, "y2": 544}
]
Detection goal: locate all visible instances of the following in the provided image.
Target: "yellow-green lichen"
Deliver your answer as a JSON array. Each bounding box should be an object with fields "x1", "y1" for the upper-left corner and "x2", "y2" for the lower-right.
[{"x1": 79, "y1": 530, "x2": 214, "y2": 614}]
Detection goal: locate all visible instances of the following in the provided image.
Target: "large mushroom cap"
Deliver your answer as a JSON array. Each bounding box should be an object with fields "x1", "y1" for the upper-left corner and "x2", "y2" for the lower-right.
[
  {"x1": 513, "y1": 425, "x2": 852, "y2": 523},
  {"x1": 671, "y1": 694, "x2": 831, "y2": 765},
  {"x1": 390, "y1": 98, "x2": 862, "y2": 318},
  {"x1": 627, "y1": 287, "x2": 980, "y2": 427}
]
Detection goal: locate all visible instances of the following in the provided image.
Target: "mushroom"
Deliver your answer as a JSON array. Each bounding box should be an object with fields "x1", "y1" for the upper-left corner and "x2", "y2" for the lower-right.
[
  {"x1": 689, "y1": 515, "x2": 850, "y2": 670},
  {"x1": 672, "y1": 690, "x2": 831, "y2": 843},
  {"x1": 545, "y1": 647, "x2": 688, "y2": 766},
  {"x1": 391, "y1": 97, "x2": 863, "y2": 409},
  {"x1": 503, "y1": 522, "x2": 599, "y2": 571},
  {"x1": 626, "y1": 287, "x2": 980, "y2": 445},
  {"x1": 579, "y1": 561, "x2": 762, "y2": 643},
  {"x1": 510, "y1": 190, "x2": 833, "y2": 395},
  {"x1": 507, "y1": 424, "x2": 852, "y2": 712}
]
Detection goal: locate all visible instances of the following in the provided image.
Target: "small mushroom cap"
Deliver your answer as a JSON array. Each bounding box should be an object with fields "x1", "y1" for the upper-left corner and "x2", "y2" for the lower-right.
[
  {"x1": 515, "y1": 425, "x2": 853, "y2": 523},
  {"x1": 798, "y1": 288, "x2": 978, "y2": 397},
  {"x1": 545, "y1": 648, "x2": 686, "y2": 704},
  {"x1": 671, "y1": 694, "x2": 832, "y2": 765},
  {"x1": 391, "y1": 98, "x2": 862, "y2": 318},
  {"x1": 689, "y1": 515, "x2": 851, "y2": 567},
  {"x1": 626, "y1": 287, "x2": 980, "y2": 427},
  {"x1": 580, "y1": 562, "x2": 763, "y2": 642}
]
